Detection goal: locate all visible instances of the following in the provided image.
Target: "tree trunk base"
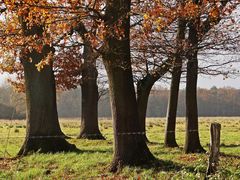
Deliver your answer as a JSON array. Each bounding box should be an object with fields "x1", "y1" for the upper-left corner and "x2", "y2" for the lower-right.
[
  {"x1": 77, "y1": 131, "x2": 105, "y2": 140},
  {"x1": 185, "y1": 132, "x2": 206, "y2": 154},
  {"x1": 164, "y1": 134, "x2": 179, "y2": 148},
  {"x1": 18, "y1": 137, "x2": 77, "y2": 156},
  {"x1": 164, "y1": 141, "x2": 179, "y2": 148},
  {"x1": 185, "y1": 145, "x2": 206, "y2": 154},
  {"x1": 109, "y1": 147, "x2": 156, "y2": 172}
]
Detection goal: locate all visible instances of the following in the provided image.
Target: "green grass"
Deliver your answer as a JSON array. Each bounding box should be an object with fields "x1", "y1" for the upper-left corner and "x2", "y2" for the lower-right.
[{"x1": 0, "y1": 117, "x2": 240, "y2": 179}]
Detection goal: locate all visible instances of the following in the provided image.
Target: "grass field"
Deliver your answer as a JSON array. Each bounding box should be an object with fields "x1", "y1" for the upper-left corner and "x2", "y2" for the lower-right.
[{"x1": 0, "y1": 117, "x2": 240, "y2": 179}]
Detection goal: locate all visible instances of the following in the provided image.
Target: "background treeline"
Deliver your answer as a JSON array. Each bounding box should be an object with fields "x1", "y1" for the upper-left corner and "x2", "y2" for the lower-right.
[
  {"x1": 0, "y1": 86, "x2": 25, "y2": 119},
  {"x1": 1, "y1": 85, "x2": 239, "y2": 119}
]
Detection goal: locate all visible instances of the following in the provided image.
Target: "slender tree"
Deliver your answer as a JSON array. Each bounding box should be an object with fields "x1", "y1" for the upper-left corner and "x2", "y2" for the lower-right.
[
  {"x1": 137, "y1": 63, "x2": 171, "y2": 142},
  {"x1": 185, "y1": 16, "x2": 206, "y2": 153},
  {"x1": 132, "y1": 1, "x2": 179, "y2": 141},
  {"x1": 75, "y1": 24, "x2": 104, "y2": 139},
  {"x1": 184, "y1": 0, "x2": 237, "y2": 153},
  {"x1": 165, "y1": 12, "x2": 186, "y2": 147},
  {"x1": 159, "y1": 0, "x2": 239, "y2": 150}
]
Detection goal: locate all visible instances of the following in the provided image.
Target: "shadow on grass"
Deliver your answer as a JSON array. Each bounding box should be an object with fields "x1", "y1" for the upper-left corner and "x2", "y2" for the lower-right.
[
  {"x1": 220, "y1": 143, "x2": 240, "y2": 148},
  {"x1": 152, "y1": 151, "x2": 181, "y2": 157},
  {"x1": 0, "y1": 147, "x2": 113, "y2": 160},
  {"x1": 147, "y1": 141, "x2": 183, "y2": 150},
  {"x1": 220, "y1": 152, "x2": 240, "y2": 159},
  {"x1": 147, "y1": 141, "x2": 164, "y2": 146},
  {"x1": 73, "y1": 148, "x2": 113, "y2": 154},
  {"x1": 133, "y1": 158, "x2": 197, "y2": 174},
  {"x1": 151, "y1": 147, "x2": 183, "y2": 157}
]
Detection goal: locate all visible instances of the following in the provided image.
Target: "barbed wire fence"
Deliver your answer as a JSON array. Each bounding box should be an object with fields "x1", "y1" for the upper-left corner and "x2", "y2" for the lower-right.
[
  {"x1": 0, "y1": 102, "x2": 239, "y2": 179},
  {"x1": 0, "y1": 127, "x2": 239, "y2": 157},
  {"x1": 0, "y1": 91, "x2": 17, "y2": 159},
  {"x1": 0, "y1": 128, "x2": 239, "y2": 179}
]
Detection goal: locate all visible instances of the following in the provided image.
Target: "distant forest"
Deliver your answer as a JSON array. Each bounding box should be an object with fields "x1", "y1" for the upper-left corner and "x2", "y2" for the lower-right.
[{"x1": 0, "y1": 85, "x2": 239, "y2": 119}]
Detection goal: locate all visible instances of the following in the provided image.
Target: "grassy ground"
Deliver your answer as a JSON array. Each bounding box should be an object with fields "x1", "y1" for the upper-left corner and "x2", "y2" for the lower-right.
[{"x1": 0, "y1": 117, "x2": 239, "y2": 179}]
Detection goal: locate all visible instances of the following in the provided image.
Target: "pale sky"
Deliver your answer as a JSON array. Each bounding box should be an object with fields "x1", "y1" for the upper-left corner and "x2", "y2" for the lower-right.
[
  {"x1": 197, "y1": 75, "x2": 240, "y2": 89},
  {"x1": 0, "y1": 73, "x2": 239, "y2": 89}
]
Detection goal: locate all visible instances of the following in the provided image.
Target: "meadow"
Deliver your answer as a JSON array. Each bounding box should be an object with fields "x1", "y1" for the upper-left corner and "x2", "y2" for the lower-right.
[{"x1": 0, "y1": 117, "x2": 239, "y2": 179}]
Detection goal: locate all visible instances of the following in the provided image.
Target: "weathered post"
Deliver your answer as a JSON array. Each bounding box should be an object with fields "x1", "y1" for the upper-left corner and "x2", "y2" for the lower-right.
[{"x1": 206, "y1": 123, "x2": 221, "y2": 176}]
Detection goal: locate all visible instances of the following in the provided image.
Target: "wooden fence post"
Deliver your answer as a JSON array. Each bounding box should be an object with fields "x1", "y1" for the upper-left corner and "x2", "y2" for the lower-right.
[{"x1": 206, "y1": 123, "x2": 221, "y2": 176}]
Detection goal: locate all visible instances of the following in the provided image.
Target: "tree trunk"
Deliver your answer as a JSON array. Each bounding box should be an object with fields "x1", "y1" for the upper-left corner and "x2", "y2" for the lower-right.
[
  {"x1": 103, "y1": 0, "x2": 155, "y2": 172},
  {"x1": 104, "y1": 62, "x2": 155, "y2": 172},
  {"x1": 78, "y1": 42, "x2": 104, "y2": 140},
  {"x1": 136, "y1": 61, "x2": 172, "y2": 143},
  {"x1": 136, "y1": 75, "x2": 155, "y2": 142},
  {"x1": 184, "y1": 0, "x2": 230, "y2": 153},
  {"x1": 184, "y1": 21, "x2": 205, "y2": 153},
  {"x1": 164, "y1": 17, "x2": 186, "y2": 148},
  {"x1": 165, "y1": 63, "x2": 182, "y2": 147},
  {"x1": 18, "y1": 46, "x2": 76, "y2": 156}
]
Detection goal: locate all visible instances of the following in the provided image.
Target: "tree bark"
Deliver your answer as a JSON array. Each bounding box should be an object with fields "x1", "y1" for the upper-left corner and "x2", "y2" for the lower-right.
[
  {"x1": 164, "y1": 64, "x2": 181, "y2": 147},
  {"x1": 164, "y1": 17, "x2": 186, "y2": 148},
  {"x1": 136, "y1": 63, "x2": 172, "y2": 142},
  {"x1": 18, "y1": 46, "x2": 76, "y2": 156},
  {"x1": 184, "y1": 21, "x2": 205, "y2": 153},
  {"x1": 78, "y1": 41, "x2": 104, "y2": 140},
  {"x1": 183, "y1": 0, "x2": 229, "y2": 153},
  {"x1": 103, "y1": 0, "x2": 155, "y2": 172},
  {"x1": 136, "y1": 75, "x2": 155, "y2": 142}
]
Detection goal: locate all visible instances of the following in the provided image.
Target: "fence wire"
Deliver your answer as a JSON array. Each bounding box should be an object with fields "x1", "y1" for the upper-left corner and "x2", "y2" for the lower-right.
[
  {"x1": 0, "y1": 124, "x2": 239, "y2": 180},
  {"x1": 0, "y1": 112, "x2": 239, "y2": 179}
]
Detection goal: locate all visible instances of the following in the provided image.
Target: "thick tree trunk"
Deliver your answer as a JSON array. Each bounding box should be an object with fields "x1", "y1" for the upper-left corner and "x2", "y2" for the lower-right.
[
  {"x1": 165, "y1": 63, "x2": 182, "y2": 147},
  {"x1": 103, "y1": 0, "x2": 155, "y2": 172},
  {"x1": 136, "y1": 75, "x2": 155, "y2": 142},
  {"x1": 164, "y1": 17, "x2": 186, "y2": 148},
  {"x1": 104, "y1": 62, "x2": 155, "y2": 172},
  {"x1": 184, "y1": 21, "x2": 205, "y2": 153},
  {"x1": 78, "y1": 42, "x2": 104, "y2": 140},
  {"x1": 18, "y1": 46, "x2": 76, "y2": 156}
]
